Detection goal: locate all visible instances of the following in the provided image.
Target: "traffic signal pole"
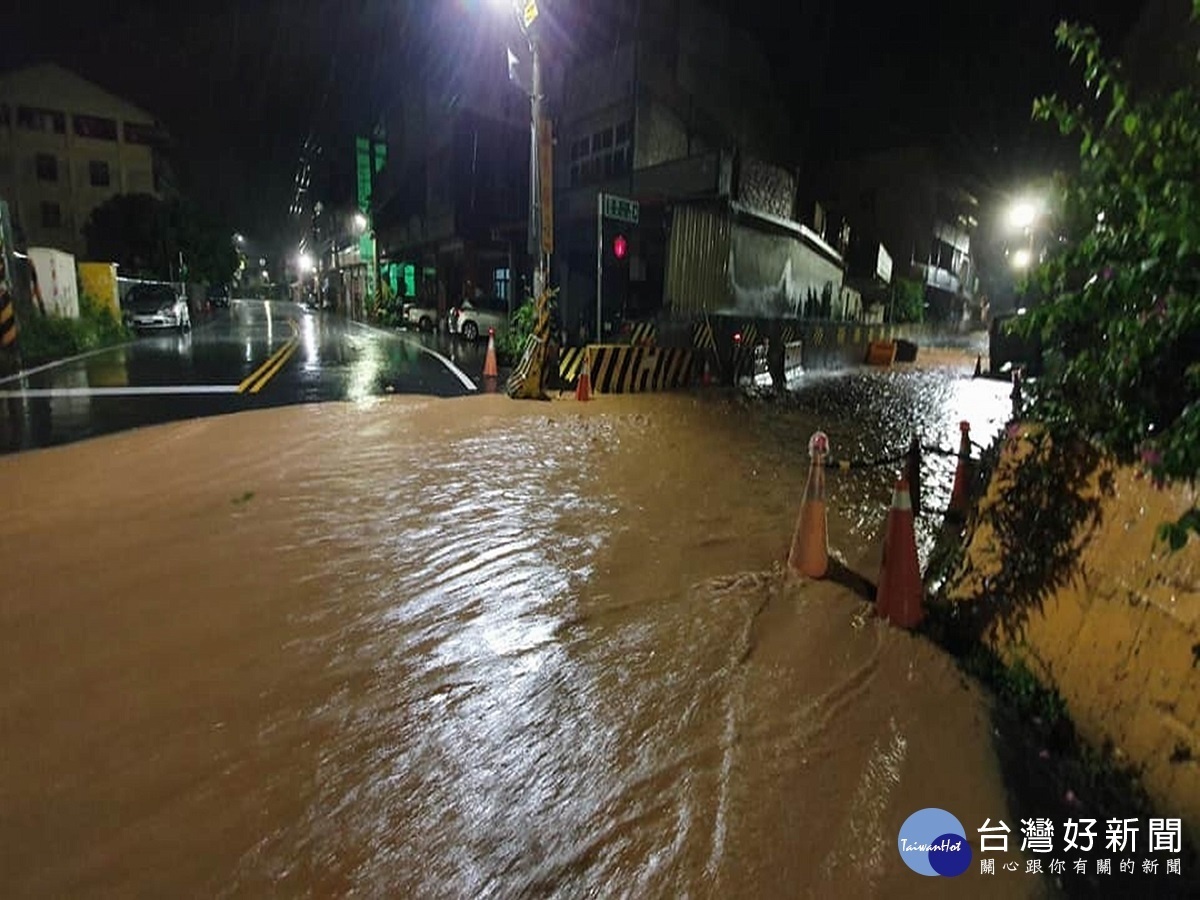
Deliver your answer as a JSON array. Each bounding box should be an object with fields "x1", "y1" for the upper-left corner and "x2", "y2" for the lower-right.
[{"x1": 595, "y1": 192, "x2": 603, "y2": 342}]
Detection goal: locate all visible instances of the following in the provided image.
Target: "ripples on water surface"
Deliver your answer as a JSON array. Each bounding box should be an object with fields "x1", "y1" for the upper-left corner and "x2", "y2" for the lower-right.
[{"x1": 2, "y1": 369, "x2": 1031, "y2": 898}]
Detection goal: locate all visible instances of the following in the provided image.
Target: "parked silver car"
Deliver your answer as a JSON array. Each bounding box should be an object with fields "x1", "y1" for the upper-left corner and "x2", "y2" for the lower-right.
[
  {"x1": 402, "y1": 302, "x2": 440, "y2": 332},
  {"x1": 123, "y1": 284, "x2": 191, "y2": 333},
  {"x1": 449, "y1": 296, "x2": 510, "y2": 342}
]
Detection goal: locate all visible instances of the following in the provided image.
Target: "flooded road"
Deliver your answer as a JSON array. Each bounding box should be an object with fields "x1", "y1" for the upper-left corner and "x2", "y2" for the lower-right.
[{"x1": 1, "y1": 362, "x2": 1042, "y2": 898}]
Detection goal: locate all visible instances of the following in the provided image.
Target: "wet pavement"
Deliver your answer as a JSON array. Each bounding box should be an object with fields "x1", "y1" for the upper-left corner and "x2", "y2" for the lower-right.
[
  {"x1": 0, "y1": 352, "x2": 1086, "y2": 898},
  {"x1": 0, "y1": 300, "x2": 494, "y2": 454}
]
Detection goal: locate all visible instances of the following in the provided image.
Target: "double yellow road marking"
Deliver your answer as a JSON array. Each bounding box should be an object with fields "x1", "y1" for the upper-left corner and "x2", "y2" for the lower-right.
[{"x1": 238, "y1": 320, "x2": 300, "y2": 394}]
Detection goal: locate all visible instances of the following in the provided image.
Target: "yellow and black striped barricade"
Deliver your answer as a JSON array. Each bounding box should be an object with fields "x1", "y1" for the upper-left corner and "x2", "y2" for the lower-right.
[
  {"x1": 622, "y1": 320, "x2": 656, "y2": 347},
  {"x1": 586, "y1": 344, "x2": 694, "y2": 394},
  {"x1": 0, "y1": 288, "x2": 18, "y2": 354},
  {"x1": 558, "y1": 345, "x2": 586, "y2": 386}
]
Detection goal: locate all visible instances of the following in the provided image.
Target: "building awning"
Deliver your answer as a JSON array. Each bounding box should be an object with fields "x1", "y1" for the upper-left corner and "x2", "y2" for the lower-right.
[{"x1": 729, "y1": 202, "x2": 844, "y2": 268}]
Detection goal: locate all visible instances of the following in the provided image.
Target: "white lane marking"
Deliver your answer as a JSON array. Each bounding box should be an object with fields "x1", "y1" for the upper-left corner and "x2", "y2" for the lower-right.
[
  {"x1": 0, "y1": 341, "x2": 138, "y2": 385},
  {"x1": 348, "y1": 320, "x2": 478, "y2": 393},
  {"x1": 0, "y1": 385, "x2": 240, "y2": 398}
]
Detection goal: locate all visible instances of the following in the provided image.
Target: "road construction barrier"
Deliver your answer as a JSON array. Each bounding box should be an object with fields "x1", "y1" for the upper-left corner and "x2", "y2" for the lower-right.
[
  {"x1": 876, "y1": 476, "x2": 924, "y2": 629},
  {"x1": 483, "y1": 329, "x2": 499, "y2": 378},
  {"x1": 506, "y1": 333, "x2": 544, "y2": 399},
  {"x1": 788, "y1": 431, "x2": 830, "y2": 579},
  {"x1": 575, "y1": 353, "x2": 592, "y2": 401},
  {"x1": 947, "y1": 421, "x2": 972, "y2": 518},
  {"x1": 558, "y1": 346, "x2": 586, "y2": 385},
  {"x1": 866, "y1": 340, "x2": 897, "y2": 366},
  {"x1": 624, "y1": 321, "x2": 656, "y2": 346},
  {"x1": 587, "y1": 344, "x2": 693, "y2": 394},
  {"x1": 692, "y1": 318, "x2": 717, "y2": 351},
  {"x1": 0, "y1": 289, "x2": 18, "y2": 351}
]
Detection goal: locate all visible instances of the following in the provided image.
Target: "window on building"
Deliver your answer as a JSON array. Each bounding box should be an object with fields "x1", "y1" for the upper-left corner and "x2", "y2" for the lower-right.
[
  {"x1": 35, "y1": 153, "x2": 58, "y2": 182},
  {"x1": 569, "y1": 120, "x2": 632, "y2": 189},
  {"x1": 494, "y1": 267, "x2": 511, "y2": 301},
  {"x1": 89, "y1": 160, "x2": 111, "y2": 187},
  {"x1": 74, "y1": 114, "x2": 118, "y2": 141},
  {"x1": 41, "y1": 202, "x2": 62, "y2": 229},
  {"x1": 17, "y1": 105, "x2": 66, "y2": 134},
  {"x1": 123, "y1": 121, "x2": 160, "y2": 145}
]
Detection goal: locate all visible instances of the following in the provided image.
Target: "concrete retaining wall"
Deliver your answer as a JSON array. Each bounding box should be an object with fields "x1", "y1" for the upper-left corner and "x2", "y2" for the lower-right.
[{"x1": 949, "y1": 431, "x2": 1200, "y2": 825}]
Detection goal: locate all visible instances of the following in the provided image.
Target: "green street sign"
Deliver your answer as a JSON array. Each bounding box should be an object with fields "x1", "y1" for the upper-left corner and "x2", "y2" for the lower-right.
[{"x1": 602, "y1": 193, "x2": 639, "y2": 225}]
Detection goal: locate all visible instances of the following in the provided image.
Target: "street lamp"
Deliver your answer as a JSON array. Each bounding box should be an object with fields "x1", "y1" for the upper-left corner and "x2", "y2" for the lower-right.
[
  {"x1": 489, "y1": 0, "x2": 548, "y2": 303},
  {"x1": 1006, "y1": 200, "x2": 1040, "y2": 232},
  {"x1": 1011, "y1": 248, "x2": 1033, "y2": 270},
  {"x1": 352, "y1": 212, "x2": 368, "y2": 234}
]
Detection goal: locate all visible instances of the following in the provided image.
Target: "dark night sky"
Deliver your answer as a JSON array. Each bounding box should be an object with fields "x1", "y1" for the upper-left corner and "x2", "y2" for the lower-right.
[{"x1": 7, "y1": 0, "x2": 1151, "y2": 250}]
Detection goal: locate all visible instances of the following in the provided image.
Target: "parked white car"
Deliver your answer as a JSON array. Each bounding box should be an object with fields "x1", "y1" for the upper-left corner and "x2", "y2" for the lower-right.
[
  {"x1": 449, "y1": 296, "x2": 510, "y2": 342},
  {"x1": 123, "y1": 283, "x2": 191, "y2": 333},
  {"x1": 402, "y1": 302, "x2": 440, "y2": 332}
]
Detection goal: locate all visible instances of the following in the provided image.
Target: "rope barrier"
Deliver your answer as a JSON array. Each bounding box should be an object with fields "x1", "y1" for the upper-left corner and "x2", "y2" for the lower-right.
[{"x1": 820, "y1": 443, "x2": 973, "y2": 470}]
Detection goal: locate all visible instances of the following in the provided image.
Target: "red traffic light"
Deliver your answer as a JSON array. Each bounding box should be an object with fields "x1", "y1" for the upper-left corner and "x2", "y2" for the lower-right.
[{"x1": 612, "y1": 234, "x2": 628, "y2": 260}]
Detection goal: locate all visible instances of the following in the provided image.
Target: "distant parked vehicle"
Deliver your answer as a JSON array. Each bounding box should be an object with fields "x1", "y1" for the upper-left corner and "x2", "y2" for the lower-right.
[
  {"x1": 449, "y1": 295, "x2": 510, "y2": 342},
  {"x1": 402, "y1": 302, "x2": 439, "y2": 332},
  {"x1": 208, "y1": 284, "x2": 230, "y2": 308},
  {"x1": 123, "y1": 283, "x2": 191, "y2": 333}
]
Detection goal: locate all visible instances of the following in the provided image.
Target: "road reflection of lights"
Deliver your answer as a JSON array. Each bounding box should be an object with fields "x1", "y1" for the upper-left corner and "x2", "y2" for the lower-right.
[
  {"x1": 347, "y1": 342, "x2": 384, "y2": 405},
  {"x1": 302, "y1": 315, "x2": 319, "y2": 371},
  {"x1": 944, "y1": 375, "x2": 1012, "y2": 451},
  {"x1": 267, "y1": 311, "x2": 274, "y2": 347},
  {"x1": 245, "y1": 341, "x2": 253, "y2": 363}
]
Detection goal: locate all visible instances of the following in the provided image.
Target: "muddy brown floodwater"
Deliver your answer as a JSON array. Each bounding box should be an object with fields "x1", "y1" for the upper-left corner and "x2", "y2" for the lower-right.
[{"x1": 1, "y1": 376, "x2": 1045, "y2": 898}]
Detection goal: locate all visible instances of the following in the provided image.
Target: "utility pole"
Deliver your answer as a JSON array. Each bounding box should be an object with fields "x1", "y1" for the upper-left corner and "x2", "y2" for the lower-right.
[{"x1": 529, "y1": 31, "x2": 545, "y2": 303}]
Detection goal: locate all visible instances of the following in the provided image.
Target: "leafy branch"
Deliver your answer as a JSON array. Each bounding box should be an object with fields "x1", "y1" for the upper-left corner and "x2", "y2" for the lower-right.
[{"x1": 1019, "y1": 19, "x2": 1200, "y2": 548}]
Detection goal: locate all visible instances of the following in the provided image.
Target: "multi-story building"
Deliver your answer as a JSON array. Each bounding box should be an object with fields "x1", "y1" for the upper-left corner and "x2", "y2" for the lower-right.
[
  {"x1": 372, "y1": 10, "x2": 530, "y2": 323},
  {"x1": 553, "y1": 0, "x2": 846, "y2": 340},
  {"x1": 374, "y1": 0, "x2": 849, "y2": 341},
  {"x1": 0, "y1": 64, "x2": 167, "y2": 256},
  {"x1": 820, "y1": 147, "x2": 981, "y2": 327}
]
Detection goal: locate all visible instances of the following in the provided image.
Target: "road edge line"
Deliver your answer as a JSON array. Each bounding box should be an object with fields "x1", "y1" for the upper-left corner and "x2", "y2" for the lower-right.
[
  {"x1": 0, "y1": 340, "x2": 138, "y2": 385},
  {"x1": 348, "y1": 319, "x2": 478, "y2": 393}
]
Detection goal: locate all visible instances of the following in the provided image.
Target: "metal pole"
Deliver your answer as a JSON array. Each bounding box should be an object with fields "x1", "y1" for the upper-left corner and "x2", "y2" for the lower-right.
[
  {"x1": 529, "y1": 34, "x2": 545, "y2": 302},
  {"x1": 596, "y1": 192, "x2": 603, "y2": 342}
]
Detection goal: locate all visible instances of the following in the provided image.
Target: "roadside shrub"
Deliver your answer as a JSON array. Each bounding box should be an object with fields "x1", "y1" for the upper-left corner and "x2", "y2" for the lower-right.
[
  {"x1": 18, "y1": 294, "x2": 131, "y2": 366},
  {"x1": 498, "y1": 297, "x2": 537, "y2": 361}
]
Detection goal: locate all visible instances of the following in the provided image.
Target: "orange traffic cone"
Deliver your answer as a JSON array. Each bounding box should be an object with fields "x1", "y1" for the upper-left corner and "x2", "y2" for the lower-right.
[
  {"x1": 787, "y1": 431, "x2": 830, "y2": 579},
  {"x1": 576, "y1": 351, "x2": 592, "y2": 402},
  {"x1": 947, "y1": 420, "x2": 971, "y2": 517},
  {"x1": 701, "y1": 354, "x2": 713, "y2": 386},
  {"x1": 876, "y1": 476, "x2": 924, "y2": 628},
  {"x1": 483, "y1": 329, "x2": 499, "y2": 378}
]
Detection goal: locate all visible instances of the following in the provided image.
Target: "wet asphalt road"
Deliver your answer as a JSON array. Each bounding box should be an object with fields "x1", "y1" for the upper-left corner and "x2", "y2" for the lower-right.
[{"x1": 0, "y1": 300, "x2": 491, "y2": 454}]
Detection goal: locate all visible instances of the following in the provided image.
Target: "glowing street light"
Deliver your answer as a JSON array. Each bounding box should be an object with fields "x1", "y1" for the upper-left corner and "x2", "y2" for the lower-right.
[
  {"x1": 352, "y1": 211, "x2": 368, "y2": 234},
  {"x1": 1006, "y1": 198, "x2": 1041, "y2": 232},
  {"x1": 297, "y1": 253, "x2": 314, "y2": 274},
  {"x1": 1011, "y1": 248, "x2": 1033, "y2": 270}
]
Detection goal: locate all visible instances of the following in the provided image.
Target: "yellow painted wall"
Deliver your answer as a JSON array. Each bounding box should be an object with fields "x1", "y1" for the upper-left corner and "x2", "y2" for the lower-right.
[
  {"x1": 950, "y1": 430, "x2": 1200, "y2": 824},
  {"x1": 78, "y1": 262, "x2": 119, "y2": 316}
]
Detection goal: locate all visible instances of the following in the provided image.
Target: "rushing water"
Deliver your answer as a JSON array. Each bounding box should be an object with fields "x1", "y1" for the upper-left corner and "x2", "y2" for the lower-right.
[{"x1": 1, "y1": 368, "x2": 1043, "y2": 898}]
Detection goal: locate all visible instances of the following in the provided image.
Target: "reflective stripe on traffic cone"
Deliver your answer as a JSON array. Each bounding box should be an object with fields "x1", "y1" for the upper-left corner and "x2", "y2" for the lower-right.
[
  {"x1": 483, "y1": 329, "x2": 499, "y2": 378},
  {"x1": 787, "y1": 431, "x2": 830, "y2": 579},
  {"x1": 947, "y1": 420, "x2": 971, "y2": 517},
  {"x1": 876, "y1": 476, "x2": 924, "y2": 629}
]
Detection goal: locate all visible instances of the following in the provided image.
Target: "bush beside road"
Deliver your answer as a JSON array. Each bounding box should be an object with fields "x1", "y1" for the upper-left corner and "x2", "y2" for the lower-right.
[{"x1": 16, "y1": 293, "x2": 132, "y2": 368}]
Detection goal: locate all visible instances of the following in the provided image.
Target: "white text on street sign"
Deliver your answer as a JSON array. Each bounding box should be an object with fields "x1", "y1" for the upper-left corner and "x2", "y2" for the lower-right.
[{"x1": 602, "y1": 194, "x2": 639, "y2": 225}]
